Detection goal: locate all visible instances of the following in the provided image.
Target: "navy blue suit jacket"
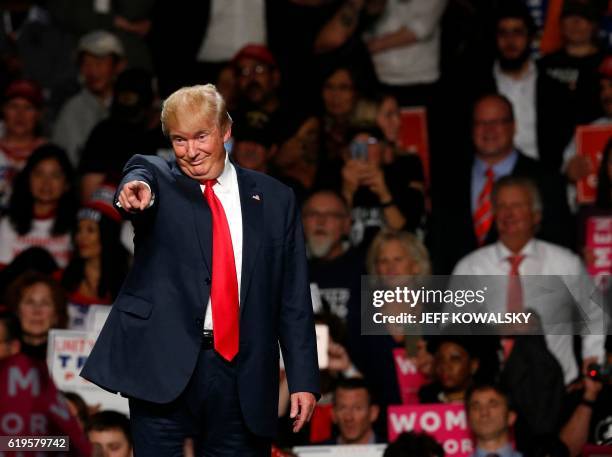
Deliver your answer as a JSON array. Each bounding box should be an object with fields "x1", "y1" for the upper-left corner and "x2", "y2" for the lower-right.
[{"x1": 80, "y1": 154, "x2": 320, "y2": 437}]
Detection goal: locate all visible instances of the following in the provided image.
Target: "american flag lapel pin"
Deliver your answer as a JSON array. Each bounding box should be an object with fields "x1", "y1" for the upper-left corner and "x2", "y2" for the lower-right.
[{"x1": 252, "y1": 194, "x2": 261, "y2": 201}]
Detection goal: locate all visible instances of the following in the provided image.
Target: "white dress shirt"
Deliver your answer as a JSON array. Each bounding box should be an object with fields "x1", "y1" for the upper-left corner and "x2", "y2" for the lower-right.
[
  {"x1": 197, "y1": 0, "x2": 266, "y2": 62},
  {"x1": 364, "y1": 0, "x2": 447, "y2": 85},
  {"x1": 201, "y1": 154, "x2": 243, "y2": 330},
  {"x1": 452, "y1": 239, "x2": 605, "y2": 384},
  {"x1": 494, "y1": 60, "x2": 539, "y2": 160}
]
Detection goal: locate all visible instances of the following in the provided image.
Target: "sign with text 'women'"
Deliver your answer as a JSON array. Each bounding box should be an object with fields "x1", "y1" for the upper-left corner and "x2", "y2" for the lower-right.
[{"x1": 387, "y1": 404, "x2": 474, "y2": 457}]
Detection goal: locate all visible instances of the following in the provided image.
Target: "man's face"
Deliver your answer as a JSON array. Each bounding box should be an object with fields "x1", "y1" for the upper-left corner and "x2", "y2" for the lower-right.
[
  {"x1": 235, "y1": 57, "x2": 278, "y2": 105},
  {"x1": 80, "y1": 53, "x2": 118, "y2": 96},
  {"x1": 333, "y1": 388, "x2": 378, "y2": 444},
  {"x1": 473, "y1": 98, "x2": 515, "y2": 160},
  {"x1": 494, "y1": 185, "x2": 540, "y2": 240},
  {"x1": 601, "y1": 78, "x2": 612, "y2": 117},
  {"x1": 496, "y1": 18, "x2": 531, "y2": 69},
  {"x1": 168, "y1": 112, "x2": 230, "y2": 181},
  {"x1": 468, "y1": 388, "x2": 515, "y2": 443},
  {"x1": 561, "y1": 15, "x2": 595, "y2": 46},
  {"x1": 88, "y1": 429, "x2": 132, "y2": 457},
  {"x1": 233, "y1": 140, "x2": 270, "y2": 173},
  {"x1": 302, "y1": 193, "x2": 350, "y2": 259}
]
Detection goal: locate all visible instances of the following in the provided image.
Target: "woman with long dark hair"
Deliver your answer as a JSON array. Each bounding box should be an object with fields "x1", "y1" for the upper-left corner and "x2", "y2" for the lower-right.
[
  {"x1": 0, "y1": 144, "x2": 77, "y2": 268},
  {"x1": 61, "y1": 185, "x2": 129, "y2": 329}
]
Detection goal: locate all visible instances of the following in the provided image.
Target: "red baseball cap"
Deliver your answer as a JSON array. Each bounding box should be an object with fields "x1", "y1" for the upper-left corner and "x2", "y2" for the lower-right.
[
  {"x1": 232, "y1": 44, "x2": 277, "y2": 68},
  {"x1": 4, "y1": 79, "x2": 44, "y2": 108}
]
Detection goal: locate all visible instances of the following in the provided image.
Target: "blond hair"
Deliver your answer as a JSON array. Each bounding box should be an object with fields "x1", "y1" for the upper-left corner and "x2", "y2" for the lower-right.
[
  {"x1": 366, "y1": 230, "x2": 431, "y2": 276},
  {"x1": 161, "y1": 84, "x2": 232, "y2": 136}
]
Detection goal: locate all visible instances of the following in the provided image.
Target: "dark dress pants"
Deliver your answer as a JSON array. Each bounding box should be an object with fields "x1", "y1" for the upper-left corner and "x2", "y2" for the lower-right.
[{"x1": 128, "y1": 345, "x2": 271, "y2": 457}]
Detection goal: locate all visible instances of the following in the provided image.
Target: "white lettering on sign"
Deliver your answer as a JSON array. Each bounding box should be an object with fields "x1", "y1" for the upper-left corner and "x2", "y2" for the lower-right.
[
  {"x1": 8, "y1": 366, "x2": 40, "y2": 396},
  {"x1": 49, "y1": 392, "x2": 70, "y2": 421},
  {"x1": 389, "y1": 409, "x2": 467, "y2": 433},
  {"x1": 1, "y1": 413, "x2": 22, "y2": 434},
  {"x1": 394, "y1": 353, "x2": 417, "y2": 375}
]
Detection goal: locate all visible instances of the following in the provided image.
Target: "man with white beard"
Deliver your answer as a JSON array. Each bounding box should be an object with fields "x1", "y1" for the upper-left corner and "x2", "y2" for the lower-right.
[{"x1": 302, "y1": 190, "x2": 364, "y2": 323}]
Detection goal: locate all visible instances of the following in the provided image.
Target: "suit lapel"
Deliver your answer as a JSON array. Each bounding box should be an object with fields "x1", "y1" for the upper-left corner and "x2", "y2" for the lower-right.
[
  {"x1": 170, "y1": 160, "x2": 212, "y2": 275},
  {"x1": 236, "y1": 166, "x2": 263, "y2": 312}
]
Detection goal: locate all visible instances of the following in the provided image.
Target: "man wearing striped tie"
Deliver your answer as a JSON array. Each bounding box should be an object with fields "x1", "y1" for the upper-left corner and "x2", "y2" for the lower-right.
[{"x1": 431, "y1": 93, "x2": 570, "y2": 274}]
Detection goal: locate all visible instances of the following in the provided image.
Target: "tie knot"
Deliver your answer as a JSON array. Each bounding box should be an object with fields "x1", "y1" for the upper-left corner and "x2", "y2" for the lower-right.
[
  {"x1": 202, "y1": 179, "x2": 218, "y2": 196},
  {"x1": 507, "y1": 254, "x2": 524, "y2": 273},
  {"x1": 485, "y1": 168, "x2": 495, "y2": 179}
]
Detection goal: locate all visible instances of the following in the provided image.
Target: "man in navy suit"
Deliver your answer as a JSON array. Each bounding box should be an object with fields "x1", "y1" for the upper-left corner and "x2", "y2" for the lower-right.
[{"x1": 81, "y1": 84, "x2": 320, "y2": 456}]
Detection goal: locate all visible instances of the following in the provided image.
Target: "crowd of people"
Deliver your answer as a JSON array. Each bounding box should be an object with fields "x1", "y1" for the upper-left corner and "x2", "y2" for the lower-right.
[{"x1": 0, "y1": 0, "x2": 611, "y2": 456}]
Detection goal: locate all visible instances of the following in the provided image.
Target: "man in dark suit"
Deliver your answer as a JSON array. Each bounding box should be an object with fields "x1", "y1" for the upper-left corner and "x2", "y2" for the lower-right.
[
  {"x1": 81, "y1": 84, "x2": 320, "y2": 456},
  {"x1": 431, "y1": 93, "x2": 571, "y2": 274}
]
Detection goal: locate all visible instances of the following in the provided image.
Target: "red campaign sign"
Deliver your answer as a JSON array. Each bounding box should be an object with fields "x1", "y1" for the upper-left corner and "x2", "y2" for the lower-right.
[
  {"x1": 399, "y1": 108, "x2": 430, "y2": 187},
  {"x1": 576, "y1": 124, "x2": 612, "y2": 204},
  {"x1": 585, "y1": 216, "x2": 612, "y2": 289},
  {"x1": 393, "y1": 348, "x2": 426, "y2": 404},
  {"x1": 0, "y1": 353, "x2": 92, "y2": 456},
  {"x1": 388, "y1": 404, "x2": 474, "y2": 457}
]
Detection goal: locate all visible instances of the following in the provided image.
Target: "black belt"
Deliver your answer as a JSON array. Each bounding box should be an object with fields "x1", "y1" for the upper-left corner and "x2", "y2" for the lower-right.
[{"x1": 202, "y1": 329, "x2": 214, "y2": 349}]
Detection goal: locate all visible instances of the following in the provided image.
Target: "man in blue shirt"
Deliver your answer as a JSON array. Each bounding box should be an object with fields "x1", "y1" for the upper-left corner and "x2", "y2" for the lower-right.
[{"x1": 466, "y1": 383, "x2": 522, "y2": 457}]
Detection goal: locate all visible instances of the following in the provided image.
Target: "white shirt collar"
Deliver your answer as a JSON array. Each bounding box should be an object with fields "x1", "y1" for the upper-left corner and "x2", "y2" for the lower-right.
[
  {"x1": 495, "y1": 238, "x2": 537, "y2": 263},
  {"x1": 493, "y1": 59, "x2": 537, "y2": 82},
  {"x1": 202, "y1": 152, "x2": 236, "y2": 194}
]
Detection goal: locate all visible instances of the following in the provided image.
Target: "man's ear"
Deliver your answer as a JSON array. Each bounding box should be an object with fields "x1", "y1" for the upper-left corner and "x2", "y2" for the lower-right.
[
  {"x1": 223, "y1": 125, "x2": 232, "y2": 143},
  {"x1": 272, "y1": 69, "x2": 281, "y2": 89},
  {"x1": 470, "y1": 358, "x2": 480, "y2": 375},
  {"x1": 369, "y1": 404, "x2": 380, "y2": 423},
  {"x1": 331, "y1": 406, "x2": 338, "y2": 425},
  {"x1": 508, "y1": 410, "x2": 517, "y2": 428}
]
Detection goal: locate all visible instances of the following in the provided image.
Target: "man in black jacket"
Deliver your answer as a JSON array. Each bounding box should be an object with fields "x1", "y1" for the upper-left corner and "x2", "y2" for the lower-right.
[{"x1": 431, "y1": 93, "x2": 571, "y2": 274}]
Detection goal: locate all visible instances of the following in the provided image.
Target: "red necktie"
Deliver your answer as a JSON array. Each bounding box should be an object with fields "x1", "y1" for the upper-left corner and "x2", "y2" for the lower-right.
[
  {"x1": 202, "y1": 180, "x2": 239, "y2": 361},
  {"x1": 506, "y1": 254, "x2": 524, "y2": 313},
  {"x1": 501, "y1": 254, "x2": 524, "y2": 360},
  {"x1": 473, "y1": 168, "x2": 495, "y2": 245}
]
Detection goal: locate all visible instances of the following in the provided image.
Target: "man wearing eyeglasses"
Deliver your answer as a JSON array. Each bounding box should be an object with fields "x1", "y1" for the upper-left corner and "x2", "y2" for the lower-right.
[
  {"x1": 230, "y1": 44, "x2": 315, "y2": 164},
  {"x1": 430, "y1": 93, "x2": 570, "y2": 274}
]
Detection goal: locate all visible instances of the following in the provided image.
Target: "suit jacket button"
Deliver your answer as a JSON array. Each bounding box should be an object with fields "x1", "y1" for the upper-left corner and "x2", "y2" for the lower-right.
[{"x1": 205, "y1": 277, "x2": 211, "y2": 285}]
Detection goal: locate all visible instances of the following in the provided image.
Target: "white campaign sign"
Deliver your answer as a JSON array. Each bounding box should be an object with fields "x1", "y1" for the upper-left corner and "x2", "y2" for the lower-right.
[
  {"x1": 47, "y1": 326, "x2": 128, "y2": 414},
  {"x1": 315, "y1": 324, "x2": 329, "y2": 370},
  {"x1": 293, "y1": 444, "x2": 386, "y2": 457}
]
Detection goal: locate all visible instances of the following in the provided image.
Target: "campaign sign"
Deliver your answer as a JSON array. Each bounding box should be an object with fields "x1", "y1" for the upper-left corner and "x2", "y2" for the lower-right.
[
  {"x1": 399, "y1": 108, "x2": 430, "y2": 187},
  {"x1": 293, "y1": 444, "x2": 386, "y2": 457},
  {"x1": 316, "y1": 324, "x2": 329, "y2": 370},
  {"x1": 576, "y1": 125, "x2": 612, "y2": 204},
  {"x1": 392, "y1": 348, "x2": 426, "y2": 404},
  {"x1": 585, "y1": 216, "x2": 612, "y2": 289},
  {"x1": 388, "y1": 404, "x2": 474, "y2": 457},
  {"x1": 47, "y1": 330, "x2": 128, "y2": 414}
]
